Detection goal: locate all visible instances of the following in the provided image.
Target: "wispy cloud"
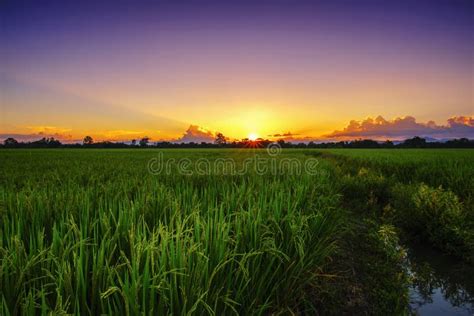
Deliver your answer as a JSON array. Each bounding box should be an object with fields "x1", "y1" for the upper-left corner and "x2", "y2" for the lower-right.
[
  {"x1": 269, "y1": 132, "x2": 299, "y2": 138},
  {"x1": 25, "y1": 126, "x2": 72, "y2": 135},
  {"x1": 1, "y1": 72, "x2": 187, "y2": 136}
]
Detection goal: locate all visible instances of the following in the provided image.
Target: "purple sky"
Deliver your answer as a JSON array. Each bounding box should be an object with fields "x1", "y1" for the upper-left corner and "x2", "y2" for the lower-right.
[{"x1": 1, "y1": 0, "x2": 473, "y2": 142}]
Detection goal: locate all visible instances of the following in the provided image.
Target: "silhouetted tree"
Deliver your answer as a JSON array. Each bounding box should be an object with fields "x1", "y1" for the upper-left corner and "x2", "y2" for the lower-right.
[
  {"x1": 30, "y1": 137, "x2": 62, "y2": 147},
  {"x1": 350, "y1": 139, "x2": 380, "y2": 148},
  {"x1": 83, "y1": 136, "x2": 94, "y2": 145},
  {"x1": 4, "y1": 137, "x2": 19, "y2": 147},
  {"x1": 214, "y1": 133, "x2": 227, "y2": 146},
  {"x1": 277, "y1": 139, "x2": 286, "y2": 147},
  {"x1": 445, "y1": 138, "x2": 473, "y2": 148},
  {"x1": 139, "y1": 137, "x2": 150, "y2": 147},
  {"x1": 403, "y1": 136, "x2": 426, "y2": 148},
  {"x1": 381, "y1": 140, "x2": 394, "y2": 148},
  {"x1": 1, "y1": 134, "x2": 473, "y2": 149}
]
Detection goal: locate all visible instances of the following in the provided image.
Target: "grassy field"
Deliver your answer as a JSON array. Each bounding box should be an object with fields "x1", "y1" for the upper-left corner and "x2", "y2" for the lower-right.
[
  {"x1": 318, "y1": 149, "x2": 474, "y2": 261},
  {"x1": 0, "y1": 148, "x2": 472, "y2": 314},
  {"x1": 319, "y1": 149, "x2": 474, "y2": 200}
]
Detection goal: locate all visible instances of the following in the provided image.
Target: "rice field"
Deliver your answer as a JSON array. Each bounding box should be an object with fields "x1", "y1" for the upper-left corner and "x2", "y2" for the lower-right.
[
  {"x1": 1, "y1": 148, "x2": 473, "y2": 314},
  {"x1": 0, "y1": 149, "x2": 343, "y2": 315},
  {"x1": 319, "y1": 149, "x2": 474, "y2": 200}
]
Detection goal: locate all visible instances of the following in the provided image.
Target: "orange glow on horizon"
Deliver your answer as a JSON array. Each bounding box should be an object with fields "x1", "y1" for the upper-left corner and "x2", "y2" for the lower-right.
[{"x1": 248, "y1": 133, "x2": 258, "y2": 141}]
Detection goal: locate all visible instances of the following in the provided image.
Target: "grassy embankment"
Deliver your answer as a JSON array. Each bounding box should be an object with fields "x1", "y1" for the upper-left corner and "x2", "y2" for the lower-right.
[{"x1": 316, "y1": 149, "x2": 474, "y2": 263}]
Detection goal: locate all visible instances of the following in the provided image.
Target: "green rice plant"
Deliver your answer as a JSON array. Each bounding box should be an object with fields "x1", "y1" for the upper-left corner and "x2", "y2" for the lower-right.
[
  {"x1": 319, "y1": 148, "x2": 474, "y2": 262},
  {"x1": 0, "y1": 149, "x2": 343, "y2": 315},
  {"x1": 391, "y1": 183, "x2": 474, "y2": 261},
  {"x1": 3, "y1": 148, "x2": 468, "y2": 314}
]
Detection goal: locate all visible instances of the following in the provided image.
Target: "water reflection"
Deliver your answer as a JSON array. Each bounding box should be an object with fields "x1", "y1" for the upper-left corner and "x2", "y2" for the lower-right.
[{"x1": 407, "y1": 242, "x2": 474, "y2": 315}]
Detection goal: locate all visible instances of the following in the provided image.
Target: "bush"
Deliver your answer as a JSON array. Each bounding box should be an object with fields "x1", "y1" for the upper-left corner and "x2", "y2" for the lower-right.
[
  {"x1": 392, "y1": 183, "x2": 473, "y2": 261},
  {"x1": 363, "y1": 221, "x2": 409, "y2": 314}
]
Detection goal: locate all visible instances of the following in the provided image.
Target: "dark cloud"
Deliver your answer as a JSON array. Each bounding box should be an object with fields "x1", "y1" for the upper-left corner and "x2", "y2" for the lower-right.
[
  {"x1": 269, "y1": 132, "x2": 299, "y2": 137},
  {"x1": 324, "y1": 115, "x2": 474, "y2": 140}
]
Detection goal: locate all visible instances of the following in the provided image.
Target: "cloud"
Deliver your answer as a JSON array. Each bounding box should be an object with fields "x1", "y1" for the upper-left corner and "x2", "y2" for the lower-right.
[
  {"x1": 0, "y1": 132, "x2": 79, "y2": 143},
  {"x1": 0, "y1": 126, "x2": 158, "y2": 143},
  {"x1": 26, "y1": 126, "x2": 72, "y2": 135},
  {"x1": 269, "y1": 132, "x2": 299, "y2": 137},
  {"x1": 324, "y1": 115, "x2": 474, "y2": 140},
  {"x1": 0, "y1": 126, "x2": 78, "y2": 143},
  {"x1": 100, "y1": 130, "x2": 150, "y2": 140},
  {"x1": 3, "y1": 116, "x2": 472, "y2": 145},
  {"x1": 175, "y1": 125, "x2": 215, "y2": 143},
  {"x1": 2, "y1": 72, "x2": 186, "y2": 135}
]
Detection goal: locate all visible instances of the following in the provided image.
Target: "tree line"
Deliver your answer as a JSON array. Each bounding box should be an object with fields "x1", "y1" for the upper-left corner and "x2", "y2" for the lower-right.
[{"x1": 2, "y1": 135, "x2": 474, "y2": 149}]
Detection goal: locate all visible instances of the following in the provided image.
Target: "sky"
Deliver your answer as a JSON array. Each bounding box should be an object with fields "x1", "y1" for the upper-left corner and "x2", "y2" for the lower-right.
[{"x1": 1, "y1": 0, "x2": 473, "y2": 142}]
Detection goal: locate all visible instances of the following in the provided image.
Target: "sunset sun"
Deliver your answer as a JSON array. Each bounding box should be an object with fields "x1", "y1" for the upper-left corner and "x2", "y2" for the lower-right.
[{"x1": 248, "y1": 133, "x2": 258, "y2": 141}]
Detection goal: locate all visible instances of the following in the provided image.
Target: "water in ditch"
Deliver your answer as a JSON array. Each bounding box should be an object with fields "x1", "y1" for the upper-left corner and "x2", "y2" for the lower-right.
[{"x1": 407, "y1": 242, "x2": 474, "y2": 315}]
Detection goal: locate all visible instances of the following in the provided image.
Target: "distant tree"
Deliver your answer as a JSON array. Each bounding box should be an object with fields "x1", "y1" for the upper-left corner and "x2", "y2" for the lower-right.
[
  {"x1": 335, "y1": 141, "x2": 346, "y2": 148},
  {"x1": 403, "y1": 136, "x2": 426, "y2": 148},
  {"x1": 32, "y1": 138, "x2": 47, "y2": 146},
  {"x1": 350, "y1": 139, "x2": 380, "y2": 148},
  {"x1": 131, "y1": 139, "x2": 137, "y2": 146},
  {"x1": 382, "y1": 140, "x2": 394, "y2": 148},
  {"x1": 4, "y1": 137, "x2": 19, "y2": 147},
  {"x1": 260, "y1": 139, "x2": 272, "y2": 148},
  {"x1": 444, "y1": 138, "x2": 474, "y2": 148},
  {"x1": 31, "y1": 137, "x2": 61, "y2": 147},
  {"x1": 48, "y1": 137, "x2": 62, "y2": 147},
  {"x1": 214, "y1": 133, "x2": 227, "y2": 145},
  {"x1": 83, "y1": 136, "x2": 94, "y2": 145},
  {"x1": 139, "y1": 137, "x2": 150, "y2": 147}
]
